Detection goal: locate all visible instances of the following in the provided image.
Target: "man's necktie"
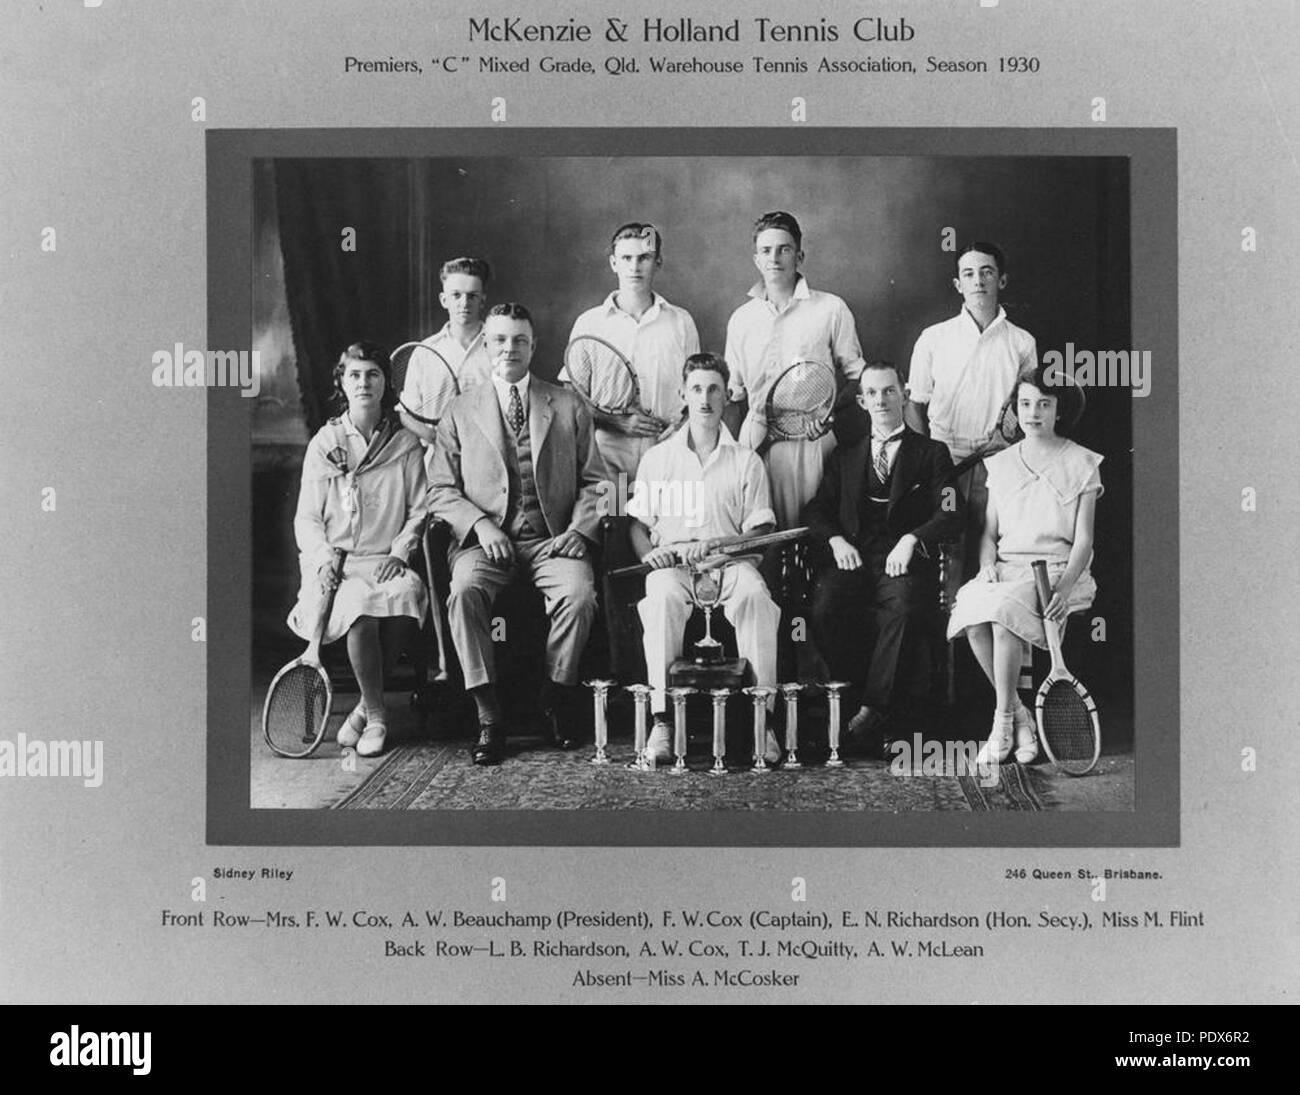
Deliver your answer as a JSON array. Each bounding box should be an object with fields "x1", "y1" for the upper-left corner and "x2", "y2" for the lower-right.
[
  {"x1": 873, "y1": 436, "x2": 894, "y2": 482},
  {"x1": 508, "y1": 384, "x2": 525, "y2": 433}
]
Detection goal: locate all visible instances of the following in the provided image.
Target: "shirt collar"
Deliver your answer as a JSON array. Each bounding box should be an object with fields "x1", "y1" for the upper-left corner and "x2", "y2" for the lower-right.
[
  {"x1": 431, "y1": 322, "x2": 486, "y2": 351},
  {"x1": 871, "y1": 423, "x2": 907, "y2": 444},
  {"x1": 601, "y1": 290, "x2": 665, "y2": 321},
  {"x1": 673, "y1": 420, "x2": 739, "y2": 456},
  {"x1": 491, "y1": 372, "x2": 531, "y2": 402},
  {"x1": 748, "y1": 274, "x2": 811, "y2": 303},
  {"x1": 959, "y1": 304, "x2": 1008, "y2": 334}
]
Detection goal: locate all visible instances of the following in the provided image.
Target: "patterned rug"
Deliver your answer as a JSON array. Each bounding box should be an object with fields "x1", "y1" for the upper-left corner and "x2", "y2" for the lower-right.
[{"x1": 333, "y1": 736, "x2": 1044, "y2": 811}]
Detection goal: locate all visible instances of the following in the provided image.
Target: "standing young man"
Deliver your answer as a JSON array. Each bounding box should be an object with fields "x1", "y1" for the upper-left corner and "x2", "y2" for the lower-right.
[
  {"x1": 906, "y1": 241, "x2": 1037, "y2": 581},
  {"x1": 400, "y1": 257, "x2": 494, "y2": 467},
  {"x1": 562, "y1": 223, "x2": 701, "y2": 487},
  {"x1": 723, "y1": 211, "x2": 866, "y2": 529},
  {"x1": 627, "y1": 353, "x2": 782, "y2": 766}
]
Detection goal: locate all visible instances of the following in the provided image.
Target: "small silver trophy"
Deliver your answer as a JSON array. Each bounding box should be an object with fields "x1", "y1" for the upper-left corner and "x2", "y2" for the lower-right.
[
  {"x1": 585, "y1": 679, "x2": 615, "y2": 765},
  {"x1": 779, "y1": 682, "x2": 804, "y2": 769},
  {"x1": 744, "y1": 685, "x2": 778, "y2": 773},
  {"x1": 708, "y1": 688, "x2": 732, "y2": 775},
  {"x1": 625, "y1": 683, "x2": 653, "y2": 771},
  {"x1": 667, "y1": 687, "x2": 696, "y2": 774},
  {"x1": 821, "y1": 680, "x2": 848, "y2": 768},
  {"x1": 689, "y1": 566, "x2": 725, "y2": 665}
]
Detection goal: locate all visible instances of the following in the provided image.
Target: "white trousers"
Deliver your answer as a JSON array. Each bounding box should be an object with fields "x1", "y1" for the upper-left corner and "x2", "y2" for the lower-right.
[{"x1": 638, "y1": 561, "x2": 781, "y2": 712}]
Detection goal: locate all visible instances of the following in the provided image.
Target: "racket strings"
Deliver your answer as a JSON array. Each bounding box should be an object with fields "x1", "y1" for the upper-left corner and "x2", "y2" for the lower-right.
[
  {"x1": 566, "y1": 337, "x2": 637, "y2": 412},
  {"x1": 392, "y1": 344, "x2": 458, "y2": 423},
  {"x1": 767, "y1": 363, "x2": 836, "y2": 439},
  {"x1": 265, "y1": 666, "x2": 328, "y2": 756},
  {"x1": 1041, "y1": 682, "x2": 1095, "y2": 760}
]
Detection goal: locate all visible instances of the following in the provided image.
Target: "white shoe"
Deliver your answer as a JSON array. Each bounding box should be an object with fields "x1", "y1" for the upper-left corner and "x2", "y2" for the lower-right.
[
  {"x1": 977, "y1": 713, "x2": 1014, "y2": 765},
  {"x1": 646, "y1": 720, "x2": 673, "y2": 765},
  {"x1": 1013, "y1": 701, "x2": 1039, "y2": 764},
  {"x1": 764, "y1": 729, "x2": 782, "y2": 765},
  {"x1": 356, "y1": 719, "x2": 388, "y2": 757},
  {"x1": 337, "y1": 704, "x2": 366, "y2": 749}
]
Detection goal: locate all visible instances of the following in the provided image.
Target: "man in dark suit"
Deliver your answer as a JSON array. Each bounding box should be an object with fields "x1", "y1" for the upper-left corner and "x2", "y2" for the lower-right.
[
  {"x1": 428, "y1": 303, "x2": 611, "y2": 765},
  {"x1": 802, "y1": 361, "x2": 963, "y2": 755}
]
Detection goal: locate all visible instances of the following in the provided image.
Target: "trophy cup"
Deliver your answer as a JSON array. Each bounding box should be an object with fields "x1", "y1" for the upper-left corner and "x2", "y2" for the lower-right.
[
  {"x1": 779, "y1": 682, "x2": 804, "y2": 769},
  {"x1": 585, "y1": 679, "x2": 615, "y2": 765},
  {"x1": 744, "y1": 686, "x2": 778, "y2": 773},
  {"x1": 689, "y1": 567, "x2": 725, "y2": 665},
  {"x1": 625, "y1": 684, "x2": 653, "y2": 771},
  {"x1": 708, "y1": 688, "x2": 732, "y2": 775},
  {"x1": 821, "y1": 680, "x2": 847, "y2": 768},
  {"x1": 667, "y1": 686, "x2": 696, "y2": 774}
]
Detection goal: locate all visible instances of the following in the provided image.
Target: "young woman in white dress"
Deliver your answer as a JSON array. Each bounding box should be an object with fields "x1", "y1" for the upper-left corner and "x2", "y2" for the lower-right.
[
  {"x1": 946, "y1": 363, "x2": 1102, "y2": 765},
  {"x1": 287, "y1": 342, "x2": 429, "y2": 757}
]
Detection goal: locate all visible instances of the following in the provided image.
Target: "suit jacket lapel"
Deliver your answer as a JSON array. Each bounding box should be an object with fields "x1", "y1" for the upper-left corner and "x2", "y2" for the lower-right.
[
  {"x1": 468, "y1": 383, "x2": 508, "y2": 478},
  {"x1": 841, "y1": 437, "x2": 869, "y2": 535},
  {"x1": 888, "y1": 430, "x2": 919, "y2": 507},
  {"x1": 529, "y1": 380, "x2": 555, "y2": 458}
]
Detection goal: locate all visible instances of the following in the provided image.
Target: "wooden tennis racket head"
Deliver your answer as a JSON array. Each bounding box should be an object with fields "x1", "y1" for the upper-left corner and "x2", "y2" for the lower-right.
[
  {"x1": 391, "y1": 341, "x2": 459, "y2": 425},
  {"x1": 1035, "y1": 674, "x2": 1101, "y2": 775},
  {"x1": 263, "y1": 660, "x2": 332, "y2": 758},
  {"x1": 564, "y1": 334, "x2": 639, "y2": 413},
  {"x1": 1030, "y1": 559, "x2": 1101, "y2": 775},
  {"x1": 264, "y1": 548, "x2": 345, "y2": 759},
  {"x1": 764, "y1": 357, "x2": 836, "y2": 442}
]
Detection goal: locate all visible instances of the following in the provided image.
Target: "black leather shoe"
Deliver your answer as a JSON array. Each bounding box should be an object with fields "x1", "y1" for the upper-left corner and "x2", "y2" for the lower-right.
[
  {"x1": 843, "y1": 706, "x2": 890, "y2": 758},
  {"x1": 471, "y1": 724, "x2": 505, "y2": 766},
  {"x1": 540, "y1": 705, "x2": 579, "y2": 750}
]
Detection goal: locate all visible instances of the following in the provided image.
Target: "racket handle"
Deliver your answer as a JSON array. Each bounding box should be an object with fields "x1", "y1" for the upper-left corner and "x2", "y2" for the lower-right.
[
  {"x1": 307, "y1": 549, "x2": 347, "y2": 653},
  {"x1": 1031, "y1": 559, "x2": 1053, "y2": 611}
]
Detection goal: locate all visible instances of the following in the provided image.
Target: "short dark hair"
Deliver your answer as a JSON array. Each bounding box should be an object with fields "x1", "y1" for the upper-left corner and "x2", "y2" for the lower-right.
[
  {"x1": 681, "y1": 351, "x2": 730, "y2": 389},
  {"x1": 752, "y1": 210, "x2": 803, "y2": 250},
  {"x1": 956, "y1": 241, "x2": 1007, "y2": 277},
  {"x1": 486, "y1": 302, "x2": 534, "y2": 329},
  {"x1": 331, "y1": 341, "x2": 397, "y2": 415},
  {"x1": 858, "y1": 360, "x2": 904, "y2": 390},
  {"x1": 1017, "y1": 360, "x2": 1086, "y2": 437},
  {"x1": 609, "y1": 222, "x2": 662, "y2": 259},
  {"x1": 439, "y1": 256, "x2": 491, "y2": 286}
]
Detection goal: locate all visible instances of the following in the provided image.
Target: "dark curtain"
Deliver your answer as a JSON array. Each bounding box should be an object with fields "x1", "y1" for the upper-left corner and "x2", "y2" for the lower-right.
[{"x1": 274, "y1": 160, "x2": 418, "y2": 431}]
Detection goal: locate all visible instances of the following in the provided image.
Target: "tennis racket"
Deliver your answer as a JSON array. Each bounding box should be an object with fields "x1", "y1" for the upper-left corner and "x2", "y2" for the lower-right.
[
  {"x1": 390, "y1": 341, "x2": 460, "y2": 425},
  {"x1": 761, "y1": 358, "x2": 837, "y2": 450},
  {"x1": 263, "y1": 549, "x2": 346, "y2": 758},
  {"x1": 608, "y1": 527, "x2": 808, "y2": 579},
  {"x1": 564, "y1": 334, "x2": 668, "y2": 425},
  {"x1": 944, "y1": 390, "x2": 1022, "y2": 480},
  {"x1": 1031, "y1": 559, "x2": 1100, "y2": 775}
]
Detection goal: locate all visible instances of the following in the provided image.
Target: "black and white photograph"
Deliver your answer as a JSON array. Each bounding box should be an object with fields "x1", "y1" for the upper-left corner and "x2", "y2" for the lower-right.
[
  {"x1": 220, "y1": 128, "x2": 1175, "y2": 843},
  {"x1": 4, "y1": 0, "x2": 1293, "y2": 1027}
]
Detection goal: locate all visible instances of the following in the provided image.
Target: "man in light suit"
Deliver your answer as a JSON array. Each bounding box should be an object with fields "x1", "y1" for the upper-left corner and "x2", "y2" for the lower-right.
[
  {"x1": 428, "y1": 303, "x2": 611, "y2": 765},
  {"x1": 803, "y1": 362, "x2": 964, "y2": 757}
]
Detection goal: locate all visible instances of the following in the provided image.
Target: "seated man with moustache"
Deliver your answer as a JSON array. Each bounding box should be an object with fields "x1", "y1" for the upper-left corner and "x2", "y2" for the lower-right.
[
  {"x1": 627, "y1": 352, "x2": 783, "y2": 766},
  {"x1": 428, "y1": 303, "x2": 611, "y2": 765},
  {"x1": 803, "y1": 361, "x2": 964, "y2": 756}
]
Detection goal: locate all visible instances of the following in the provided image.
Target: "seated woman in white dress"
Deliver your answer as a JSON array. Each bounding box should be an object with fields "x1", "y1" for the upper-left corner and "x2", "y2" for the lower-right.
[
  {"x1": 287, "y1": 341, "x2": 429, "y2": 757},
  {"x1": 946, "y1": 362, "x2": 1101, "y2": 766}
]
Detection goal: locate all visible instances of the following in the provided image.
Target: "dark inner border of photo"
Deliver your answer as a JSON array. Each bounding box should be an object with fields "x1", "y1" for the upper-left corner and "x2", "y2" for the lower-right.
[{"x1": 208, "y1": 127, "x2": 1177, "y2": 847}]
